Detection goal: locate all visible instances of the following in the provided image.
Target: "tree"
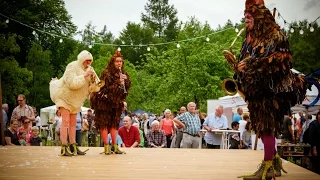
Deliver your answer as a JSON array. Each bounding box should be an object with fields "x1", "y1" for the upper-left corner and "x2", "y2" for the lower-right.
[
  {"x1": 26, "y1": 43, "x2": 54, "y2": 109},
  {"x1": 0, "y1": 0, "x2": 77, "y2": 68},
  {"x1": 287, "y1": 21, "x2": 320, "y2": 75},
  {"x1": 141, "y1": 0, "x2": 179, "y2": 41},
  {"x1": 116, "y1": 22, "x2": 156, "y2": 66},
  {"x1": 0, "y1": 31, "x2": 32, "y2": 106},
  {"x1": 136, "y1": 18, "x2": 240, "y2": 113}
]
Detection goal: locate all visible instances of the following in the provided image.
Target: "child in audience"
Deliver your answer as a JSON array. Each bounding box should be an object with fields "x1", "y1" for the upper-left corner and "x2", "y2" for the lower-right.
[
  {"x1": 29, "y1": 126, "x2": 42, "y2": 146},
  {"x1": 19, "y1": 131, "x2": 27, "y2": 146}
]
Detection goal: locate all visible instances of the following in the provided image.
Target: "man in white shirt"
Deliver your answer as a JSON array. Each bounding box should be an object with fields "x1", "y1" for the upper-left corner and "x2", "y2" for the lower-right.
[
  {"x1": 238, "y1": 114, "x2": 250, "y2": 141},
  {"x1": 203, "y1": 105, "x2": 228, "y2": 149}
]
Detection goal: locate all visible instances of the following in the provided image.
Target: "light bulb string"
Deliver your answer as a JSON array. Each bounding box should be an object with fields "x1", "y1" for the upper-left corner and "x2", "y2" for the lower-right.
[
  {"x1": 1, "y1": 9, "x2": 319, "y2": 47},
  {"x1": 276, "y1": 9, "x2": 319, "y2": 28}
]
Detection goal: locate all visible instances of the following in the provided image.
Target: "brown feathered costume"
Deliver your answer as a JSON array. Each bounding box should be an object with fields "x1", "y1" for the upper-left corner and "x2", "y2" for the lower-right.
[
  {"x1": 235, "y1": 0, "x2": 307, "y2": 179},
  {"x1": 90, "y1": 50, "x2": 131, "y2": 154}
]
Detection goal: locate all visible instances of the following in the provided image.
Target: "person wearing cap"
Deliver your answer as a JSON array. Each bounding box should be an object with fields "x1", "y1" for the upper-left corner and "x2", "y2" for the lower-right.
[{"x1": 50, "y1": 50, "x2": 100, "y2": 156}]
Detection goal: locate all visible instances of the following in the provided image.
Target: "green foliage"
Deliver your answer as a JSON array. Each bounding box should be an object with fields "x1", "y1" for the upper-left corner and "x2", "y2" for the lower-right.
[
  {"x1": 141, "y1": 0, "x2": 179, "y2": 41},
  {"x1": 116, "y1": 22, "x2": 156, "y2": 66},
  {"x1": 26, "y1": 43, "x2": 54, "y2": 109},
  {"x1": 287, "y1": 20, "x2": 320, "y2": 75},
  {"x1": 0, "y1": 29, "x2": 33, "y2": 106},
  {"x1": 135, "y1": 17, "x2": 239, "y2": 113}
]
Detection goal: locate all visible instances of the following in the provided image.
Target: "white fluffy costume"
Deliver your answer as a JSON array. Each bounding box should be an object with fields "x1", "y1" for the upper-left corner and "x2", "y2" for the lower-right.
[{"x1": 49, "y1": 50, "x2": 95, "y2": 156}]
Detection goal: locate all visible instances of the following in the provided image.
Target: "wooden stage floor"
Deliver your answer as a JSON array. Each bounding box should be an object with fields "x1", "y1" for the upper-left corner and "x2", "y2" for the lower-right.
[{"x1": 0, "y1": 146, "x2": 318, "y2": 180}]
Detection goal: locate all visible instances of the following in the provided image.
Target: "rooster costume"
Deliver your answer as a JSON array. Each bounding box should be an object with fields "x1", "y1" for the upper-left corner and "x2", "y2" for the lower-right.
[
  {"x1": 90, "y1": 50, "x2": 131, "y2": 154},
  {"x1": 235, "y1": 0, "x2": 307, "y2": 179},
  {"x1": 50, "y1": 50, "x2": 100, "y2": 156}
]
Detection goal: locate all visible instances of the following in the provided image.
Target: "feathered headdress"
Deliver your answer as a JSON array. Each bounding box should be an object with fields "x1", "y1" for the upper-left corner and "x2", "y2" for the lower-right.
[
  {"x1": 113, "y1": 50, "x2": 122, "y2": 58},
  {"x1": 244, "y1": 0, "x2": 279, "y2": 41}
]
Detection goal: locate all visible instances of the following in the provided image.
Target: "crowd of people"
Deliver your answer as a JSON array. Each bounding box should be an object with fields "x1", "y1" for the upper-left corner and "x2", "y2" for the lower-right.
[
  {"x1": 2, "y1": 94, "x2": 320, "y2": 175},
  {"x1": 2, "y1": 94, "x2": 42, "y2": 146}
]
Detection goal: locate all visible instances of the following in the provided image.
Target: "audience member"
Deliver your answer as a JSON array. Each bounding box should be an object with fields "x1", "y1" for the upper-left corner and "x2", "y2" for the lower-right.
[
  {"x1": 29, "y1": 126, "x2": 42, "y2": 146},
  {"x1": 118, "y1": 116, "x2": 140, "y2": 148},
  {"x1": 146, "y1": 121, "x2": 166, "y2": 148},
  {"x1": 4, "y1": 120, "x2": 20, "y2": 146},
  {"x1": 203, "y1": 105, "x2": 228, "y2": 149},
  {"x1": 229, "y1": 122, "x2": 241, "y2": 149}
]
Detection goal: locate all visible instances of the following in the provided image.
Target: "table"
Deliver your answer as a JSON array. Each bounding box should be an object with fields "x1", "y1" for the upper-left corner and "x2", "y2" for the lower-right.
[
  {"x1": 277, "y1": 143, "x2": 312, "y2": 169},
  {"x1": 199, "y1": 129, "x2": 240, "y2": 149}
]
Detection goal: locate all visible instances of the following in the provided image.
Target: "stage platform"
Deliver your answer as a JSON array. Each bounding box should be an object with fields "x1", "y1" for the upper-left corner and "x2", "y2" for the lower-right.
[{"x1": 0, "y1": 146, "x2": 318, "y2": 180}]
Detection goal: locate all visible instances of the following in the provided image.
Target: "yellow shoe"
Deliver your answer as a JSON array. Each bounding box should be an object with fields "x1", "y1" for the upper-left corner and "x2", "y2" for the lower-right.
[
  {"x1": 113, "y1": 144, "x2": 126, "y2": 154},
  {"x1": 273, "y1": 153, "x2": 287, "y2": 177},
  {"x1": 70, "y1": 143, "x2": 88, "y2": 155},
  {"x1": 238, "y1": 160, "x2": 275, "y2": 180},
  {"x1": 60, "y1": 144, "x2": 73, "y2": 156},
  {"x1": 100, "y1": 144, "x2": 111, "y2": 155}
]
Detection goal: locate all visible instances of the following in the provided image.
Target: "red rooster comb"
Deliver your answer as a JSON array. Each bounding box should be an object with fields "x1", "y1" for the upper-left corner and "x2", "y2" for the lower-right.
[
  {"x1": 114, "y1": 50, "x2": 122, "y2": 57},
  {"x1": 246, "y1": 0, "x2": 264, "y2": 6}
]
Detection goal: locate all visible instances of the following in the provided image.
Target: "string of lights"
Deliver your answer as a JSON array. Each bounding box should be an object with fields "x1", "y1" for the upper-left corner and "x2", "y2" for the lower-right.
[
  {"x1": 276, "y1": 10, "x2": 319, "y2": 34},
  {"x1": 1, "y1": 8, "x2": 319, "y2": 50}
]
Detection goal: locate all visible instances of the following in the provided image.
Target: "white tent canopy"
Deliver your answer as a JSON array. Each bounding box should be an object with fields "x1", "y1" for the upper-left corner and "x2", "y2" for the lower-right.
[
  {"x1": 40, "y1": 105, "x2": 90, "y2": 126},
  {"x1": 218, "y1": 93, "x2": 246, "y2": 108},
  {"x1": 291, "y1": 84, "x2": 320, "y2": 114}
]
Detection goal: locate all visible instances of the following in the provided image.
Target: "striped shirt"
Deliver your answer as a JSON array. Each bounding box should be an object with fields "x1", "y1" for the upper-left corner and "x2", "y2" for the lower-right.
[{"x1": 176, "y1": 112, "x2": 201, "y2": 135}]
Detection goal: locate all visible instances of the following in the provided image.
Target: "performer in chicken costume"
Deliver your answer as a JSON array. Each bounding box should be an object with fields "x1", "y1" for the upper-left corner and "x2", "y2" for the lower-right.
[
  {"x1": 90, "y1": 50, "x2": 130, "y2": 155},
  {"x1": 235, "y1": 0, "x2": 307, "y2": 179},
  {"x1": 50, "y1": 50, "x2": 100, "y2": 156}
]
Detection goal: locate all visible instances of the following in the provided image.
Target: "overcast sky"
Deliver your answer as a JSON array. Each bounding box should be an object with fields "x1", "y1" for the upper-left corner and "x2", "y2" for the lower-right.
[{"x1": 64, "y1": 0, "x2": 320, "y2": 38}]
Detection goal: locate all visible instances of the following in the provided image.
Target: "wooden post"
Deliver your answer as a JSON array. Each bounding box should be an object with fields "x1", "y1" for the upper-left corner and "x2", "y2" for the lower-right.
[
  {"x1": 254, "y1": 133, "x2": 259, "y2": 150},
  {"x1": 0, "y1": 74, "x2": 4, "y2": 146}
]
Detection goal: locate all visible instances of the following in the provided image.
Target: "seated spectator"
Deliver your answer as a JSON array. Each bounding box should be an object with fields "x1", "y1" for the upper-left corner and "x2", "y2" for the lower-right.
[
  {"x1": 19, "y1": 131, "x2": 27, "y2": 146},
  {"x1": 118, "y1": 116, "x2": 140, "y2": 148},
  {"x1": 5, "y1": 120, "x2": 20, "y2": 146},
  {"x1": 17, "y1": 117, "x2": 32, "y2": 143},
  {"x1": 241, "y1": 122, "x2": 252, "y2": 149},
  {"x1": 29, "y1": 126, "x2": 42, "y2": 146},
  {"x1": 133, "y1": 123, "x2": 145, "y2": 148},
  {"x1": 146, "y1": 121, "x2": 166, "y2": 148},
  {"x1": 229, "y1": 122, "x2": 241, "y2": 149}
]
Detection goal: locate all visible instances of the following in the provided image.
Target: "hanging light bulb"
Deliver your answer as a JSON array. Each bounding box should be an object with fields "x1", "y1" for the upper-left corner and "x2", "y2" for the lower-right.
[
  {"x1": 32, "y1": 30, "x2": 36, "y2": 35},
  {"x1": 299, "y1": 27, "x2": 304, "y2": 35},
  {"x1": 147, "y1": 46, "x2": 151, "y2": 51},
  {"x1": 176, "y1": 43, "x2": 180, "y2": 48},
  {"x1": 88, "y1": 44, "x2": 92, "y2": 49},
  {"x1": 117, "y1": 46, "x2": 121, "y2": 51},
  {"x1": 310, "y1": 24, "x2": 315, "y2": 32},
  {"x1": 290, "y1": 27, "x2": 294, "y2": 33},
  {"x1": 121, "y1": 41, "x2": 125, "y2": 44},
  {"x1": 206, "y1": 36, "x2": 210, "y2": 42},
  {"x1": 235, "y1": 27, "x2": 239, "y2": 33},
  {"x1": 59, "y1": 39, "x2": 63, "y2": 43},
  {"x1": 5, "y1": 19, "x2": 9, "y2": 23}
]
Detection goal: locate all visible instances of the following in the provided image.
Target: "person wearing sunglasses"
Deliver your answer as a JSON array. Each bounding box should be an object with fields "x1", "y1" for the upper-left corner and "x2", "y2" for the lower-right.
[
  {"x1": 11, "y1": 94, "x2": 35, "y2": 127},
  {"x1": 17, "y1": 116, "x2": 32, "y2": 143}
]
